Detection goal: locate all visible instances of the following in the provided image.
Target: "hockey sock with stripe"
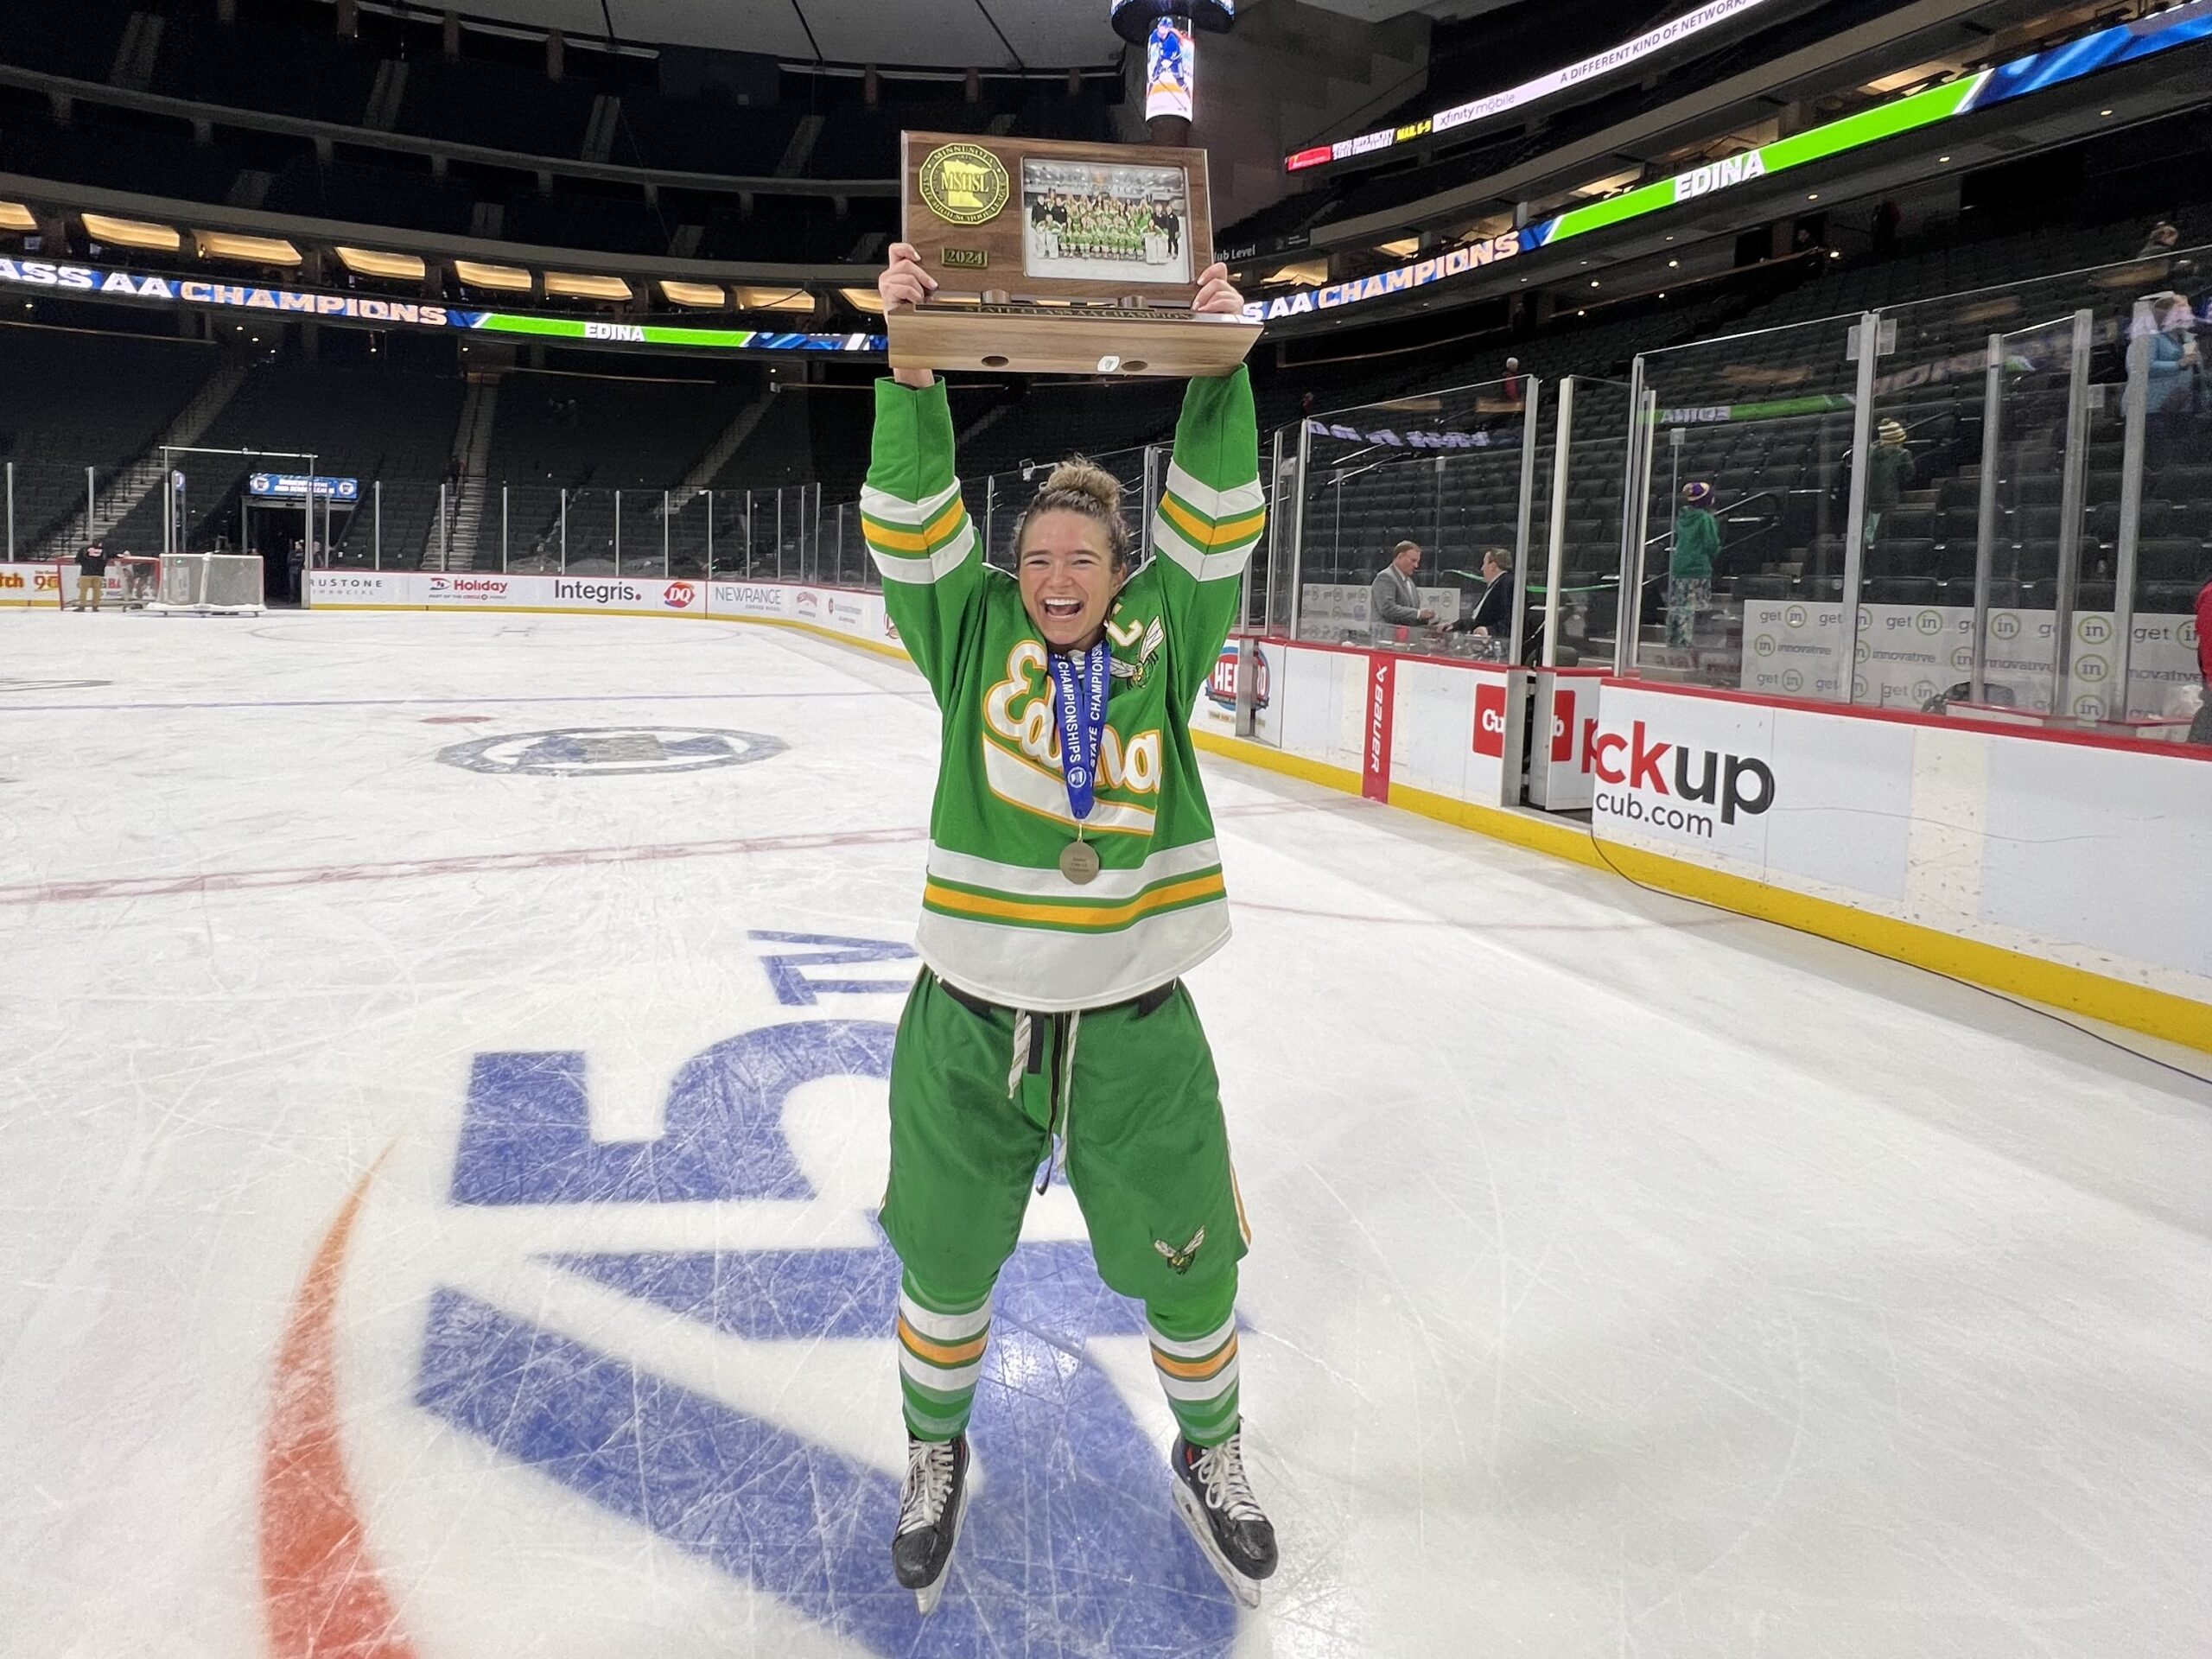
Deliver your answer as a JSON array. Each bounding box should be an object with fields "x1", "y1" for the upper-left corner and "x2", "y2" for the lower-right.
[
  {"x1": 1146, "y1": 1280, "x2": 1240, "y2": 1448},
  {"x1": 897, "y1": 1269, "x2": 993, "y2": 1441}
]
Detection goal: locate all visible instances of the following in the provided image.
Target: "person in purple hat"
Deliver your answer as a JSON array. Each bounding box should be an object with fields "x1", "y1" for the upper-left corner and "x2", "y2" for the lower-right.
[{"x1": 1669, "y1": 481, "x2": 1719, "y2": 647}]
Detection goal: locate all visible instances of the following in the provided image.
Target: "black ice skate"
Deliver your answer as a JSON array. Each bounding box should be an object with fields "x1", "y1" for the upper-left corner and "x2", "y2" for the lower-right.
[
  {"x1": 1170, "y1": 1432, "x2": 1277, "y2": 1608},
  {"x1": 892, "y1": 1433, "x2": 970, "y2": 1614}
]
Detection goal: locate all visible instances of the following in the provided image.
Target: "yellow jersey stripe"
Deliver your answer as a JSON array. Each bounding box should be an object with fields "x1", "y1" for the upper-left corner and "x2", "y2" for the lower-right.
[
  {"x1": 1160, "y1": 490, "x2": 1267, "y2": 551},
  {"x1": 863, "y1": 500, "x2": 969, "y2": 554},
  {"x1": 923, "y1": 870, "x2": 1225, "y2": 929}
]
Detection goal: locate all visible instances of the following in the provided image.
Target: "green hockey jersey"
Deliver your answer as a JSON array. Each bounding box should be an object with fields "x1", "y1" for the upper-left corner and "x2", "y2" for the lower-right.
[{"x1": 862, "y1": 367, "x2": 1264, "y2": 1011}]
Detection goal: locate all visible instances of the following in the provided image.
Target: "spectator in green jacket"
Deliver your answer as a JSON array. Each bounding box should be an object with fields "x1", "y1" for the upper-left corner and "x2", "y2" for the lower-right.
[
  {"x1": 1669, "y1": 481, "x2": 1719, "y2": 647},
  {"x1": 1866, "y1": 418, "x2": 1916, "y2": 549}
]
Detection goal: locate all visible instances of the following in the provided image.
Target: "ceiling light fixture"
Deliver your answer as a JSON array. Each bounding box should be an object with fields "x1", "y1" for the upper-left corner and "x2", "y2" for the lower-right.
[
  {"x1": 658, "y1": 279, "x2": 726, "y2": 308},
  {"x1": 194, "y1": 230, "x2": 302, "y2": 265},
  {"x1": 454, "y1": 260, "x2": 533, "y2": 293},
  {"x1": 544, "y1": 271, "x2": 632, "y2": 302},
  {"x1": 336, "y1": 245, "x2": 427, "y2": 281},
  {"x1": 82, "y1": 213, "x2": 181, "y2": 251}
]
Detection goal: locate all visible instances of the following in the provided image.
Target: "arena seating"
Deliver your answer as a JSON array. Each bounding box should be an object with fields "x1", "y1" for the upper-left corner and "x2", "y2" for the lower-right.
[{"x1": 0, "y1": 325, "x2": 218, "y2": 556}]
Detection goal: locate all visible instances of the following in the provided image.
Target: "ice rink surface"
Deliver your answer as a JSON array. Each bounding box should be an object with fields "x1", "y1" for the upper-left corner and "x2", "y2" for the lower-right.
[{"x1": 3, "y1": 609, "x2": 2209, "y2": 1659}]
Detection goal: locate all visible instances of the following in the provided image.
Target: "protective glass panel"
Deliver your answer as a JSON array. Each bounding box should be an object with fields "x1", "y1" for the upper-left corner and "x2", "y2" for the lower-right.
[
  {"x1": 1634, "y1": 316, "x2": 1861, "y2": 696},
  {"x1": 2126, "y1": 289, "x2": 2212, "y2": 726},
  {"x1": 1974, "y1": 317, "x2": 2082, "y2": 714},
  {"x1": 1291, "y1": 378, "x2": 1531, "y2": 647},
  {"x1": 1853, "y1": 293, "x2": 2008, "y2": 711},
  {"x1": 1544, "y1": 378, "x2": 1631, "y2": 671},
  {"x1": 668, "y1": 488, "x2": 710, "y2": 578},
  {"x1": 559, "y1": 487, "x2": 615, "y2": 574}
]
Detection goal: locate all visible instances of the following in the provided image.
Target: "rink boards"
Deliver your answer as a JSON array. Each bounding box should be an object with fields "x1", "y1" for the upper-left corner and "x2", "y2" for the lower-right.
[
  {"x1": 304, "y1": 571, "x2": 2212, "y2": 1040},
  {"x1": 28, "y1": 561, "x2": 2206, "y2": 1040},
  {"x1": 1193, "y1": 637, "x2": 2211, "y2": 1045}
]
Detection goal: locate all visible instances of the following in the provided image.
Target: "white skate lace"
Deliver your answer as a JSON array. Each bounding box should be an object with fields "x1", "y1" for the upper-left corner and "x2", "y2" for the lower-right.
[
  {"x1": 899, "y1": 1439, "x2": 957, "y2": 1534},
  {"x1": 1193, "y1": 1435, "x2": 1265, "y2": 1525}
]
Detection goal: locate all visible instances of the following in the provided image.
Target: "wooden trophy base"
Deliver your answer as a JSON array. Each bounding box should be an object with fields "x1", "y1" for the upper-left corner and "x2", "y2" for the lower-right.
[{"x1": 887, "y1": 302, "x2": 1262, "y2": 378}]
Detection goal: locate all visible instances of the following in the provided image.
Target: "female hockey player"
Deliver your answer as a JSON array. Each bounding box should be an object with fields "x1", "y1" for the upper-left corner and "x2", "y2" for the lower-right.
[{"x1": 867, "y1": 243, "x2": 1275, "y2": 1611}]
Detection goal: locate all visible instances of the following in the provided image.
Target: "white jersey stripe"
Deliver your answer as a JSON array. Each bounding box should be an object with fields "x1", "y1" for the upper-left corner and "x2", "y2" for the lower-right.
[{"x1": 861, "y1": 475, "x2": 964, "y2": 526}]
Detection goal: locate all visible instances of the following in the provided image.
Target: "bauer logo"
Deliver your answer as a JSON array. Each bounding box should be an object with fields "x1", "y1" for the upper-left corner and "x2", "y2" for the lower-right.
[
  {"x1": 1362, "y1": 656, "x2": 1395, "y2": 802},
  {"x1": 254, "y1": 947, "x2": 1242, "y2": 1658},
  {"x1": 435, "y1": 725, "x2": 788, "y2": 776}
]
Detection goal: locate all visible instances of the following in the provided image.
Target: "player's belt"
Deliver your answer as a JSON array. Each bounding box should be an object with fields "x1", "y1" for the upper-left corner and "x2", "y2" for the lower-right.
[{"x1": 934, "y1": 970, "x2": 1177, "y2": 1023}]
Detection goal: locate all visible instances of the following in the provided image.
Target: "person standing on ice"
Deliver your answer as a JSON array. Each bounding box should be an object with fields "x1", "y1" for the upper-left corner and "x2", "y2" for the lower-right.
[{"x1": 867, "y1": 241, "x2": 1277, "y2": 1613}]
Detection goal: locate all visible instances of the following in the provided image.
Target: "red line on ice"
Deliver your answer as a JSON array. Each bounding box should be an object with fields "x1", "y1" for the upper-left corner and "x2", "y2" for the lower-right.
[
  {"x1": 0, "y1": 826, "x2": 930, "y2": 906},
  {"x1": 259, "y1": 1160, "x2": 422, "y2": 1659}
]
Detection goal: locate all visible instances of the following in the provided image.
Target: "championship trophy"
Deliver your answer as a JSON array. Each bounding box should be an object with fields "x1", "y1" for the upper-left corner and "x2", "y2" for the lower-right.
[{"x1": 887, "y1": 130, "x2": 1262, "y2": 378}]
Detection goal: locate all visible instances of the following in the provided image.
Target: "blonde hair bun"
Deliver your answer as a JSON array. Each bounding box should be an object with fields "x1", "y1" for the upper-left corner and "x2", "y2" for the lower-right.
[
  {"x1": 1039, "y1": 457, "x2": 1122, "y2": 516},
  {"x1": 1015, "y1": 455, "x2": 1133, "y2": 569}
]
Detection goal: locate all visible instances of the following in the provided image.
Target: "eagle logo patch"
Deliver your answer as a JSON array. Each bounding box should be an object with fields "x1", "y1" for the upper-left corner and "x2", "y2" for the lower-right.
[{"x1": 1152, "y1": 1227, "x2": 1205, "y2": 1274}]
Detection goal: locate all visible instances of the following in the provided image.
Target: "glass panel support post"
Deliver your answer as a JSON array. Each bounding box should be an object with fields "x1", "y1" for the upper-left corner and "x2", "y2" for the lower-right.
[
  {"x1": 1970, "y1": 334, "x2": 2005, "y2": 704},
  {"x1": 2049, "y1": 308, "x2": 2095, "y2": 714},
  {"x1": 1541, "y1": 378, "x2": 1576, "y2": 669},
  {"x1": 1837, "y1": 312, "x2": 1884, "y2": 703},
  {"x1": 1613, "y1": 357, "x2": 1653, "y2": 675},
  {"x1": 2112, "y1": 305, "x2": 2152, "y2": 714},
  {"x1": 1287, "y1": 417, "x2": 1311, "y2": 640},
  {"x1": 1508, "y1": 377, "x2": 1542, "y2": 661}
]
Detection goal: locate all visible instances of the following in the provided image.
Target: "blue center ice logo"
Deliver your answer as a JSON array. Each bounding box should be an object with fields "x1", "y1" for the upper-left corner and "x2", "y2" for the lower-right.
[
  {"x1": 417, "y1": 933, "x2": 1239, "y2": 1655},
  {"x1": 436, "y1": 726, "x2": 787, "y2": 776}
]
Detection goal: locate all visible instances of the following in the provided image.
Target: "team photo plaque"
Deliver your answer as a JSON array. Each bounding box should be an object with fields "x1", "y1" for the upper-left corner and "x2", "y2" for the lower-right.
[{"x1": 889, "y1": 130, "x2": 1261, "y2": 378}]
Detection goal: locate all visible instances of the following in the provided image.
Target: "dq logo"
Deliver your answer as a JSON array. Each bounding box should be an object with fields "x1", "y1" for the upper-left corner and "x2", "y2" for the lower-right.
[
  {"x1": 266, "y1": 933, "x2": 1239, "y2": 1657},
  {"x1": 664, "y1": 581, "x2": 696, "y2": 610}
]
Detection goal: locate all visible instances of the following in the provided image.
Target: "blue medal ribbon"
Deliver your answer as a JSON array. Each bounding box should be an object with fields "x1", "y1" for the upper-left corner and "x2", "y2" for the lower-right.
[{"x1": 1047, "y1": 643, "x2": 1111, "y2": 821}]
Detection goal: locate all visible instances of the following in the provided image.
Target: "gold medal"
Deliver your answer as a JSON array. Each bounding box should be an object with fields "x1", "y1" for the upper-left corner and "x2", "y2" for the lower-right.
[{"x1": 1058, "y1": 839, "x2": 1102, "y2": 885}]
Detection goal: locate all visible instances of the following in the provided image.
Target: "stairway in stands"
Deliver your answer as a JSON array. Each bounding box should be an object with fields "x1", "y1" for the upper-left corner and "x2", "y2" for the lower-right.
[
  {"x1": 431, "y1": 372, "x2": 501, "y2": 569},
  {"x1": 37, "y1": 364, "x2": 248, "y2": 559}
]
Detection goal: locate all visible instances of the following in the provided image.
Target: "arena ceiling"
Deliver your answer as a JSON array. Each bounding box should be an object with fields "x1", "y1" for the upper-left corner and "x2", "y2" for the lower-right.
[{"x1": 423, "y1": 0, "x2": 1502, "y2": 69}]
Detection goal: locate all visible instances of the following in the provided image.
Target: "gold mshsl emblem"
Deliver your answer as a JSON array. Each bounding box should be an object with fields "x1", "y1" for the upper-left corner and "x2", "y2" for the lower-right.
[{"x1": 918, "y1": 143, "x2": 1009, "y2": 226}]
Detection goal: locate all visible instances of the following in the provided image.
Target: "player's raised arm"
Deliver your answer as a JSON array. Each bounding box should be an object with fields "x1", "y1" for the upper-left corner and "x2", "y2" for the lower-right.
[
  {"x1": 864, "y1": 244, "x2": 982, "y2": 700},
  {"x1": 880, "y1": 242, "x2": 938, "y2": 391},
  {"x1": 1147, "y1": 263, "x2": 1265, "y2": 709}
]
